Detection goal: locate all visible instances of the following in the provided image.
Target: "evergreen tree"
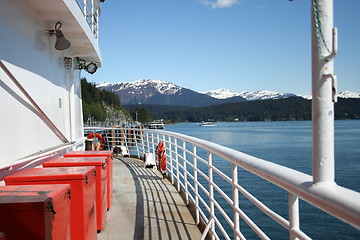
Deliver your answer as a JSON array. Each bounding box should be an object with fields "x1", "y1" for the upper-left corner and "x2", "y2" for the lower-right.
[{"x1": 81, "y1": 78, "x2": 122, "y2": 122}]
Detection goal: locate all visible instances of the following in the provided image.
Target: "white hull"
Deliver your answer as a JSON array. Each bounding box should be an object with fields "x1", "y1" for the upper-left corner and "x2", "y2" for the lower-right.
[{"x1": 200, "y1": 121, "x2": 215, "y2": 126}]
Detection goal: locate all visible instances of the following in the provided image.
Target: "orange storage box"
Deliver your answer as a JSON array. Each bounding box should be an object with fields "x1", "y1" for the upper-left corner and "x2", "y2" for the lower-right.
[
  {"x1": 0, "y1": 184, "x2": 71, "y2": 240},
  {"x1": 43, "y1": 157, "x2": 107, "y2": 231},
  {"x1": 5, "y1": 167, "x2": 97, "y2": 240},
  {"x1": 64, "y1": 151, "x2": 113, "y2": 209}
]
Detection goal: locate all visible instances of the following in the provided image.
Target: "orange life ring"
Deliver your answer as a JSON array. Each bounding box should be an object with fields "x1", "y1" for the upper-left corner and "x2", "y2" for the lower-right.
[
  {"x1": 87, "y1": 132, "x2": 106, "y2": 150},
  {"x1": 156, "y1": 142, "x2": 167, "y2": 174}
]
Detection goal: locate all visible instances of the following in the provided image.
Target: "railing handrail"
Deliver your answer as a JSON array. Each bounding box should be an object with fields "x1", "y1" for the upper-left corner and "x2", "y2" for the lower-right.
[
  {"x1": 85, "y1": 126, "x2": 360, "y2": 238},
  {"x1": 75, "y1": 0, "x2": 101, "y2": 40},
  {"x1": 0, "y1": 137, "x2": 85, "y2": 180}
]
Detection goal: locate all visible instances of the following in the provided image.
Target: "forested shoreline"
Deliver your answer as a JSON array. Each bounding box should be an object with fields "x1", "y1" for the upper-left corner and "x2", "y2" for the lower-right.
[
  {"x1": 125, "y1": 97, "x2": 360, "y2": 122},
  {"x1": 81, "y1": 78, "x2": 360, "y2": 123}
]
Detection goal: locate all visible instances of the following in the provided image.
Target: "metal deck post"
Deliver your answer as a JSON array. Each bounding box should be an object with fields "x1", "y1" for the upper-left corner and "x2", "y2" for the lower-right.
[
  {"x1": 311, "y1": 0, "x2": 337, "y2": 184},
  {"x1": 193, "y1": 144, "x2": 200, "y2": 225},
  {"x1": 232, "y1": 163, "x2": 240, "y2": 240},
  {"x1": 208, "y1": 151, "x2": 215, "y2": 240},
  {"x1": 288, "y1": 193, "x2": 300, "y2": 240}
]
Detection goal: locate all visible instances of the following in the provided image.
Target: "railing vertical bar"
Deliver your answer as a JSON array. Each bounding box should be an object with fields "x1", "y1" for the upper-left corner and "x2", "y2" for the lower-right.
[
  {"x1": 155, "y1": 132, "x2": 160, "y2": 159},
  {"x1": 91, "y1": 0, "x2": 94, "y2": 32},
  {"x1": 288, "y1": 193, "x2": 300, "y2": 240},
  {"x1": 175, "y1": 138, "x2": 180, "y2": 192},
  {"x1": 135, "y1": 129, "x2": 140, "y2": 158},
  {"x1": 208, "y1": 151, "x2": 215, "y2": 240},
  {"x1": 151, "y1": 132, "x2": 154, "y2": 153},
  {"x1": 145, "y1": 131, "x2": 148, "y2": 151},
  {"x1": 169, "y1": 135, "x2": 174, "y2": 184},
  {"x1": 124, "y1": 129, "x2": 129, "y2": 153},
  {"x1": 193, "y1": 144, "x2": 200, "y2": 224},
  {"x1": 83, "y1": 0, "x2": 86, "y2": 18},
  {"x1": 162, "y1": 134, "x2": 166, "y2": 175},
  {"x1": 201, "y1": 218, "x2": 214, "y2": 240},
  {"x1": 183, "y1": 141, "x2": 189, "y2": 205},
  {"x1": 142, "y1": 129, "x2": 146, "y2": 155},
  {"x1": 96, "y1": 8, "x2": 99, "y2": 40},
  {"x1": 232, "y1": 163, "x2": 240, "y2": 240}
]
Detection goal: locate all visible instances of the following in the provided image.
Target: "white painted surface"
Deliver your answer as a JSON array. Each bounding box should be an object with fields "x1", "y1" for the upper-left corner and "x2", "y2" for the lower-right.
[{"x1": 0, "y1": 0, "x2": 101, "y2": 164}]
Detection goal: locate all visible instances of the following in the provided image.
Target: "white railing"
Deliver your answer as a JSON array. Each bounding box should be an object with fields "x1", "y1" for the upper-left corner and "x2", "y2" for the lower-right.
[
  {"x1": 75, "y1": 0, "x2": 100, "y2": 40},
  {"x1": 85, "y1": 127, "x2": 360, "y2": 239},
  {"x1": 0, "y1": 139, "x2": 85, "y2": 180}
]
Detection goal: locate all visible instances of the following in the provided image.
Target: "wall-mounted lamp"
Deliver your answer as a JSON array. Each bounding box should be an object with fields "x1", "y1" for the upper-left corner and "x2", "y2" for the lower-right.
[
  {"x1": 75, "y1": 57, "x2": 98, "y2": 74},
  {"x1": 85, "y1": 62, "x2": 98, "y2": 74},
  {"x1": 75, "y1": 57, "x2": 86, "y2": 69},
  {"x1": 48, "y1": 22, "x2": 71, "y2": 50},
  {"x1": 64, "y1": 57, "x2": 72, "y2": 69}
]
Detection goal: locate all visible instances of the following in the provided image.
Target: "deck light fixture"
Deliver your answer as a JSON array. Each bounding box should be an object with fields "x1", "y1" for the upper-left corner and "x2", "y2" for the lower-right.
[
  {"x1": 64, "y1": 57, "x2": 72, "y2": 69},
  {"x1": 85, "y1": 62, "x2": 98, "y2": 74},
  {"x1": 74, "y1": 57, "x2": 98, "y2": 74},
  {"x1": 48, "y1": 22, "x2": 71, "y2": 50},
  {"x1": 75, "y1": 57, "x2": 86, "y2": 69}
]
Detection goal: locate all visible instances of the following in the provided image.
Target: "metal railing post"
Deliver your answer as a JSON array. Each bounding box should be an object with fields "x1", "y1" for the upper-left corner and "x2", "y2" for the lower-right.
[
  {"x1": 288, "y1": 193, "x2": 300, "y2": 240},
  {"x1": 96, "y1": 8, "x2": 99, "y2": 40},
  {"x1": 144, "y1": 131, "x2": 148, "y2": 152},
  {"x1": 232, "y1": 163, "x2": 240, "y2": 240},
  {"x1": 83, "y1": 0, "x2": 86, "y2": 16},
  {"x1": 208, "y1": 151, "x2": 215, "y2": 239},
  {"x1": 134, "y1": 129, "x2": 140, "y2": 158},
  {"x1": 175, "y1": 138, "x2": 180, "y2": 192},
  {"x1": 183, "y1": 141, "x2": 189, "y2": 205},
  {"x1": 111, "y1": 128, "x2": 116, "y2": 148},
  {"x1": 140, "y1": 129, "x2": 145, "y2": 156},
  {"x1": 124, "y1": 129, "x2": 129, "y2": 153},
  {"x1": 193, "y1": 144, "x2": 200, "y2": 224},
  {"x1": 168, "y1": 136, "x2": 174, "y2": 184},
  {"x1": 311, "y1": 0, "x2": 336, "y2": 184},
  {"x1": 201, "y1": 218, "x2": 214, "y2": 240},
  {"x1": 151, "y1": 132, "x2": 155, "y2": 154},
  {"x1": 91, "y1": 0, "x2": 94, "y2": 32}
]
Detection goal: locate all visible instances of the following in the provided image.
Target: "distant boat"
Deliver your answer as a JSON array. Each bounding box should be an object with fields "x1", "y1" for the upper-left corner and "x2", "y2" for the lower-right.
[
  {"x1": 144, "y1": 120, "x2": 165, "y2": 129},
  {"x1": 200, "y1": 121, "x2": 215, "y2": 126}
]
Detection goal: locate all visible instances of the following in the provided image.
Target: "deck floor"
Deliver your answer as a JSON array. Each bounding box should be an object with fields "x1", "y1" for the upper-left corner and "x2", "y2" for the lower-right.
[{"x1": 98, "y1": 156, "x2": 202, "y2": 240}]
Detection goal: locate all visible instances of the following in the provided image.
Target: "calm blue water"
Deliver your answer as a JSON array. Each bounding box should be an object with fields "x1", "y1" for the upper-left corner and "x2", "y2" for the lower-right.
[{"x1": 165, "y1": 120, "x2": 360, "y2": 239}]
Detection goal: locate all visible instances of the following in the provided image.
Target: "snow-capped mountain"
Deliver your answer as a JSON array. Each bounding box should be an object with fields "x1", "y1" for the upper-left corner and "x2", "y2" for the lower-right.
[
  {"x1": 202, "y1": 89, "x2": 239, "y2": 99},
  {"x1": 300, "y1": 91, "x2": 360, "y2": 100},
  {"x1": 97, "y1": 79, "x2": 359, "y2": 107},
  {"x1": 203, "y1": 89, "x2": 297, "y2": 101},
  {"x1": 338, "y1": 91, "x2": 360, "y2": 99},
  {"x1": 97, "y1": 79, "x2": 245, "y2": 107},
  {"x1": 205, "y1": 89, "x2": 360, "y2": 101},
  {"x1": 97, "y1": 79, "x2": 181, "y2": 96}
]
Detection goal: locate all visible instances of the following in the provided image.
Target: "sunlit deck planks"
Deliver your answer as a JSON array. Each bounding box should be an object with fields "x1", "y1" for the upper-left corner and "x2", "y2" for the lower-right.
[{"x1": 98, "y1": 156, "x2": 202, "y2": 240}]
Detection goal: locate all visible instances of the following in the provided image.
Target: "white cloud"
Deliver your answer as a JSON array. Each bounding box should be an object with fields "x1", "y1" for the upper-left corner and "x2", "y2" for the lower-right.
[{"x1": 200, "y1": 0, "x2": 239, "y2": 9}]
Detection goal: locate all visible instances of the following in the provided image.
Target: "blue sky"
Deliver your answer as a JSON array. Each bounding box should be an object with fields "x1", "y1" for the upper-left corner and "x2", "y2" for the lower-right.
[{"x1": 85, "y1": 0, "x2": 360, "y2": 95}]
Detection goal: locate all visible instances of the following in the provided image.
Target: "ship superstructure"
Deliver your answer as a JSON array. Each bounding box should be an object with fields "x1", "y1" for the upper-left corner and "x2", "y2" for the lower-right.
[{"x1": 0, "y1": 0, "x2": 103, "y2": 173}]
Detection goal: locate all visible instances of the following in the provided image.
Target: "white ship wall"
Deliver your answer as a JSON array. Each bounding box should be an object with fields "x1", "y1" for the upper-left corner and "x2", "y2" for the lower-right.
[{"x1": 0, "y1": 1, "x2": 84, "y2": 165}]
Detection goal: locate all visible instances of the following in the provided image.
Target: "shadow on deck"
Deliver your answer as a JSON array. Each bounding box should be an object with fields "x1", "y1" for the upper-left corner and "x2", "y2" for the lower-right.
[{"x1": 98, "y1": 157, "x2": 202, "y2": 240}]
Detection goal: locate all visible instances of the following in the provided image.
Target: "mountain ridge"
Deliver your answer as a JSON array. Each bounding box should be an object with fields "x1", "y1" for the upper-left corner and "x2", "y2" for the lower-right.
[{"x1": 97, "y1": 79, "x2": 360, "y2": 106}]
